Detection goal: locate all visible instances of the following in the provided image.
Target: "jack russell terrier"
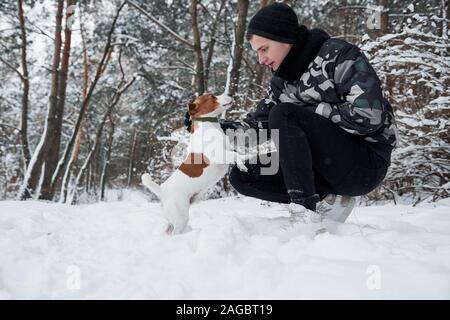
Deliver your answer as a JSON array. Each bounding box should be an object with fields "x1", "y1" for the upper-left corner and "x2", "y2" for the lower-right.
[{"x1": 141, "y1": 93, "x2": 248, "y2": 235}]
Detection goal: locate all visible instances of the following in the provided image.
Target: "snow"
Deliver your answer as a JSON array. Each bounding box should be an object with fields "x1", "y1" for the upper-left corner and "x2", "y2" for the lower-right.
[
  {"x1": 429, "y1": 96, "x2": 450, "y2": 105},
  {"x1": 0, "y1": 194, "x2": 449, "y2": 299}
]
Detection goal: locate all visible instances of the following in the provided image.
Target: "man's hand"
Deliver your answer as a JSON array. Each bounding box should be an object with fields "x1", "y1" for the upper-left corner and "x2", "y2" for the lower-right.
[{"x1": 184, "y1": 111, "x2": 192, "y2": 132}]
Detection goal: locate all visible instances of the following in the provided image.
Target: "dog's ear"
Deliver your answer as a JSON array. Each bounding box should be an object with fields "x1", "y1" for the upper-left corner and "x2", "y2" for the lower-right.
[{"x1": 188, "y1": 102, "x2": 198, "y2": 116}]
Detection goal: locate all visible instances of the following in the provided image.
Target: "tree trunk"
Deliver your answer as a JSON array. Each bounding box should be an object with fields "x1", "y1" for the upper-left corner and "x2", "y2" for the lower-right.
[
  {"x1": 19, "y1": 0, "x2": 65, "y2": 200},
  {"x1": 226, "y1": 0, "x2": 249, "y2": 97},
  {"x1": 60, "y1": 12, "x2": 90, "y2": 203},
  {"x1": 52, "y1": 2, "x2": 126, "y2": 199},
  {"x1": 17, "y1": 0, "x2": 31, "y2": 169},
  {"x1": 341, "y1": 0, "x2": 348, "y2": 40},
  {"x1": 379, "y1": 0, "x2": 389, "y2": 35},
  {"x1": 100, "y1": 119, "x2": 115, "y2": 201},
  {"x1": 127, "y1": 129, "x2": 138, "y2": 188},
  {"x1": 442, "y1": 0, "x2": 448, "y2": 40},
  {"x1": 252, "y1": 0, "x2": 269, "y2": 97},
  {"x1": 447, "y1": 0, "x2": 450, "y2": 39},
  {"x1": 204, "y1": 0, "x2": 226, "y2": 91},
  {"x1": 72, "y1": 11, "x2": 89, "y2": 163},
  {"x1": 44, "y1": 0, "x2": 74, "y2": 201},
  {"x1": 190, "y1": 0, "x2": 205, "y2": 95}
]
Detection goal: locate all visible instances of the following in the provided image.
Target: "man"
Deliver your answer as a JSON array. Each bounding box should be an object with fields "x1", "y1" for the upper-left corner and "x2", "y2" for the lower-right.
[{"x1": 185, "y1": 3, "x2": 397, "y2": 227}]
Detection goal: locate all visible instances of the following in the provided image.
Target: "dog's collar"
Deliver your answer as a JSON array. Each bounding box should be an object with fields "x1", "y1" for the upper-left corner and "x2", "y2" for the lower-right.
[{"x1": 192, "y1": 117, "x2": 219, "y2": 124}]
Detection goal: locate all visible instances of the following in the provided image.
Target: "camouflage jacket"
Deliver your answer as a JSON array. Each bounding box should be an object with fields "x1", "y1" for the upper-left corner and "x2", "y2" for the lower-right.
[{"x1": 221, "y1": 29, "x2": 398, "y2": 163}]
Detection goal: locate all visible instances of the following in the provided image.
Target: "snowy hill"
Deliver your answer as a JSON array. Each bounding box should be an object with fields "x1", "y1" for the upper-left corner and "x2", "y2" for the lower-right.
[{"x1": 0, "y1": 194, "x2": 449, "y2": 299}]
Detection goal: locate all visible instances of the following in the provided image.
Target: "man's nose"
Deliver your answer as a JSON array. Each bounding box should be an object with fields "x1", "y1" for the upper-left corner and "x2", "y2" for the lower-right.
[{"x1": 258, "y1": 53, "x2": 268, "y2": 65}]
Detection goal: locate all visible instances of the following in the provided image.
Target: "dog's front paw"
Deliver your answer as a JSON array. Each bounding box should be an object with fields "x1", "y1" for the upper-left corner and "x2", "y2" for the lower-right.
[
  {"x1": 166, "y1": 222, "x2": 189, "y2": 235},
  {"x1": 166, "y1": 223, "x2": 175, "y2": 235},
  {"x1": 236, "y1": 157, "x2": 248, "y2": 172},
  {"x1": 237, "y1": 163, "x2": 248, "y2": 172},
  {"x1": 164, "y1": 214, "x2": 189, "y2": 235}
]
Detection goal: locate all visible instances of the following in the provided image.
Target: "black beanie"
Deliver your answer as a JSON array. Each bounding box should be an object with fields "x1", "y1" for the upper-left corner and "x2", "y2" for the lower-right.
[{"x1": 247, "y1": 3, "x2": 301, "y2": 44}]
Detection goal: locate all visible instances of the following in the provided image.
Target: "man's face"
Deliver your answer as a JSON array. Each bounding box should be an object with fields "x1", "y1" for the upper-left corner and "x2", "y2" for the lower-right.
[{"x1": 249, "y1": 35, "x2": 293, "y2": 71}]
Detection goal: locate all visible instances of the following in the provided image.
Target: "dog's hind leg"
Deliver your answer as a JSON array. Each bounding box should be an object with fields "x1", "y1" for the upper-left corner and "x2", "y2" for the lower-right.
[{"x1": 162, "y1": 200, "x2": 190, "y2": 235}]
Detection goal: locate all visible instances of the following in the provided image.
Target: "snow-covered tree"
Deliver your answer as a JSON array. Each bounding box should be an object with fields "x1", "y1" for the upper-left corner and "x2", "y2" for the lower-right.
[{"x1": 361, "y1": 17, "x2": 449, "y2": 203}]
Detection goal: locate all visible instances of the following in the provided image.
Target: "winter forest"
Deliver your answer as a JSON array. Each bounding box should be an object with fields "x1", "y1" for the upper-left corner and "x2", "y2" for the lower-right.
[
  {"x1": 0, "y1": 0, "x2": 450, "y2": 300},
  {"x1": 0, "y1": 0, "x2": 448, "y2": 204}
]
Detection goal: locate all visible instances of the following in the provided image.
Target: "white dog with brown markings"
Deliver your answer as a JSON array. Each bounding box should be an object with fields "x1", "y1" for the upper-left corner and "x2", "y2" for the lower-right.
[{"x1": 141, "y1": 93, "x2": 248, "y2": 235}]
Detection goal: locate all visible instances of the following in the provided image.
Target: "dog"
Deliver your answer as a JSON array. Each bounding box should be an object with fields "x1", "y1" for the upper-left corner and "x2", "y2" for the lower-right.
[{"x1": 141, "y1": 93, "x2": 248, "y2": 235}]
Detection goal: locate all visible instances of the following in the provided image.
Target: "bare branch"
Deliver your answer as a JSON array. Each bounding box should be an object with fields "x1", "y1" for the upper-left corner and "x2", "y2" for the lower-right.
[
  {"x1": 175, "y1": 55, "x2": 196, "y2": 72},
  {"x1": 204, "y1": 0, "x2": 226, "y2": 89},
  {"x1": 125, "y1": 0, "x2": 194, "y2": 48},
  {"x1": 69, "y1": 76, "x2": 136, "y2": 203},
  {"x1": 25, "y1": 16, "x2": 55, "y2": 41},
  {"x1": 0, "y1": 56, "x2": 25, "y2": 81},
  {"x1": 0, "y1": 123, "x2": 21, "y2": 132},
  {"x1": 190, "y1": 0, "x2": 205, "y2": 94},
  {"x1": 51, "y1": 1, "x2": 127, "y2": 196}
]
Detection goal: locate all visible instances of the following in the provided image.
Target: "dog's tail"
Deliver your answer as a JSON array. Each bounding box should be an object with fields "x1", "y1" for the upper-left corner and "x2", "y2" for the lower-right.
[{"x1": 141, "y1": 173, "x2": 161, "y2": 199}]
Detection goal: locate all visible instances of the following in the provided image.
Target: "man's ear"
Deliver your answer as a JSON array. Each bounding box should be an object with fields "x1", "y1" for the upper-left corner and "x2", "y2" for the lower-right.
[{"x1": 188, "y1": 103, "x2": 197, "y2": 116}]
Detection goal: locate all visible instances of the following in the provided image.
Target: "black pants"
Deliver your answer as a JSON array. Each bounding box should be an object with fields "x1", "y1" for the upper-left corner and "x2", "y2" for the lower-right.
[{"x1": 229, "y1": 103, "x2": 389, "y2": 210}]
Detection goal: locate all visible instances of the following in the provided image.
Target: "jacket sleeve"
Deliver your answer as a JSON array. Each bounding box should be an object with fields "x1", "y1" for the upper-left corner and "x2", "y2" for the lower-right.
[{"x1": 315, "y1": 44, "x2": 387, "y2": 135}]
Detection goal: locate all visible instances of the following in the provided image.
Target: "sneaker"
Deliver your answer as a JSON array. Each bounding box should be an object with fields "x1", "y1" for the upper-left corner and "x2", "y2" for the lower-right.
[
  {"x1": 276, "y1": 202, "x2": 327, "y2": 237},
  {"x1": 317, "y1": 194, "x2": 357, "y2": 223},
  {"x1": 287, "y1": 202, "x2": 323, "y2": 224}
]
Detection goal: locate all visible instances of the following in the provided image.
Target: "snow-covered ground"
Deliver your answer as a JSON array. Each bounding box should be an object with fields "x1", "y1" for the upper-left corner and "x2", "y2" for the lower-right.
[{"x1": 0, "y1": 193, "x2": 449, "y2": 299}]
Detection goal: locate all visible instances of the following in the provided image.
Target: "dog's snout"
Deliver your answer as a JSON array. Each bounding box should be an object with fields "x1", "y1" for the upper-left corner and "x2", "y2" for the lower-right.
[{"x1": 216, "y1": 94, "x2": 233, "y2": 107}]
